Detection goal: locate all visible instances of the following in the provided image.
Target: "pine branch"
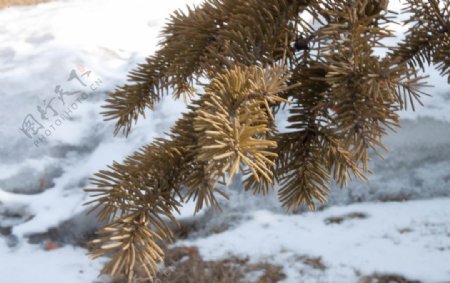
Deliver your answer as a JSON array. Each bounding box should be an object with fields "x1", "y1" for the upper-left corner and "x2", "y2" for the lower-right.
[
  {"x1": 88, "y1": 65, "x2": 293, "y2": 281},
  {"x1": 102, "y1": 0, "x2": 309, "y2": 136},
  {"x1": 89, "y1": 212, "x2": 168, "y2": 282},
  {"x1": 389, "y1": 0, "x2": 450, "y2": 81},
  {"x1": 85, "y1": 0, "x2": 444, "y2": 281}
]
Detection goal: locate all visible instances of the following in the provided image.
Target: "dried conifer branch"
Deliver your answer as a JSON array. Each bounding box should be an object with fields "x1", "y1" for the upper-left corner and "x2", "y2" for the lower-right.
[
  {"x1": 314, "y1": 0, "x2": 425, "y2": 171},
  {"x1": 89, "y1": 212, "x2": 167, "y2": 282},
  {"x1": 194, "y1": 66, "x2": 289, "y2": 187},
  {"x1": 88, "y1": 65, "x2": 294, "y2": 281},
  {"x1": 102, "y1": 0, "x2": 309, "y2": 136},
  {"x1": 389, "y1": 0, "x2": 450, "y2": 81},
  {"x1": 85, "y1": 0, "x2": 446, "y2": 282},
  {"x1": 276, "y1": 61, "x2": 365, "y2": 210}
]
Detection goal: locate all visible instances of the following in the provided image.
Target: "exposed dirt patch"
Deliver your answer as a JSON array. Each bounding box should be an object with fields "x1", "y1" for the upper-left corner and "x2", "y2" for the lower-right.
[
  {"x1": 154, "y1": 246, "x2": 285, "y2": 283},
  {"x1": 108, "y1": 246, "x2": 286, "y2": 283},
  {"x1": 324, "y1": 212, "x2": 368, "y2": 225},
  {"x1": 0, "y1": 225, "x2": 12, "y2": 236},
  {"x1": 359, "y1": 273, "x2": 421, "y2": 283},
  {"x1": 398, "y1": 227, "x2": 414, "y2": 234},
  {"x1": 295, "y1": 255, "x2": 327, "y2": 271},
  {"x1": 378, "y1": 194, "x2": 411, "y2": 202}
]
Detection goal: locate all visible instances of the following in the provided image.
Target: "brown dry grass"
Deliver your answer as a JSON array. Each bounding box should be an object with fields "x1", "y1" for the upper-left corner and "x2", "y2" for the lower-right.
[
  {"x1": 155, "y1": 246, "x2": 286, "y2": 283},
  {"x1": 359, "y1": 273, "x2": 421, "y2": 283},
  {"x1": 110, "y1": 246, "x2": 286, "y2": 283},
  {"x1": 0, "y1": 0, "x2": 48, "y2": 8}
]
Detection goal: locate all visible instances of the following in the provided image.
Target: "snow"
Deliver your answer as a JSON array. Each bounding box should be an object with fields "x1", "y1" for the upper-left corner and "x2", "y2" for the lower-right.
[
  {"x1": 0, "y1": 241, "x2": 108, "y2": 283},
  {"x1": 0, "y1": 0, "x2": 204, "y2": 281},
  {"x1": 179, "y1": 198, "x2": 450, "y2": 282},
  {"x1": 0, "y1": 0, "x2": 449, "y2": 282},
  {"x1": 0, "y1": 0, "x2": 203, "y2": 236}
]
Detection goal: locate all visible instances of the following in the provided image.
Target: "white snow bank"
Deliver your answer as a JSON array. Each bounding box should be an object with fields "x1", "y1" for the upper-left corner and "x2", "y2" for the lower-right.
[
  {"x1": 0, "y1": 241, "x2": 108, "y2": 283},
  {"x1": 179, "y1": 197, "x2": 450, "y2": 283},
  {"x1": 2, "y1": 197, "x2": 449, "y2": 283},
  {"x1": 0, "y1": 0, "x2": 202, "y2": 235}
]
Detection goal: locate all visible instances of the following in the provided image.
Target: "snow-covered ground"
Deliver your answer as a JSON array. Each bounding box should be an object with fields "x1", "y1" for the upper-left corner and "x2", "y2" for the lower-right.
[
  {"x1": 0, "y1": 0, "x2": 449, "y2": 282},
  {"x1": 0, "y1": 242, "x2": 108, "y2": 283},
  {"x1": 180, "y1": 198, "x2": 450, "y2": 283}
]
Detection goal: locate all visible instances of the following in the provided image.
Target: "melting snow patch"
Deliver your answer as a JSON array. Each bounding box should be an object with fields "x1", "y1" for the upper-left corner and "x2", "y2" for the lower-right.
[{"x1": 178, "y1": 198, "x2": 450, "y2": 283}]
